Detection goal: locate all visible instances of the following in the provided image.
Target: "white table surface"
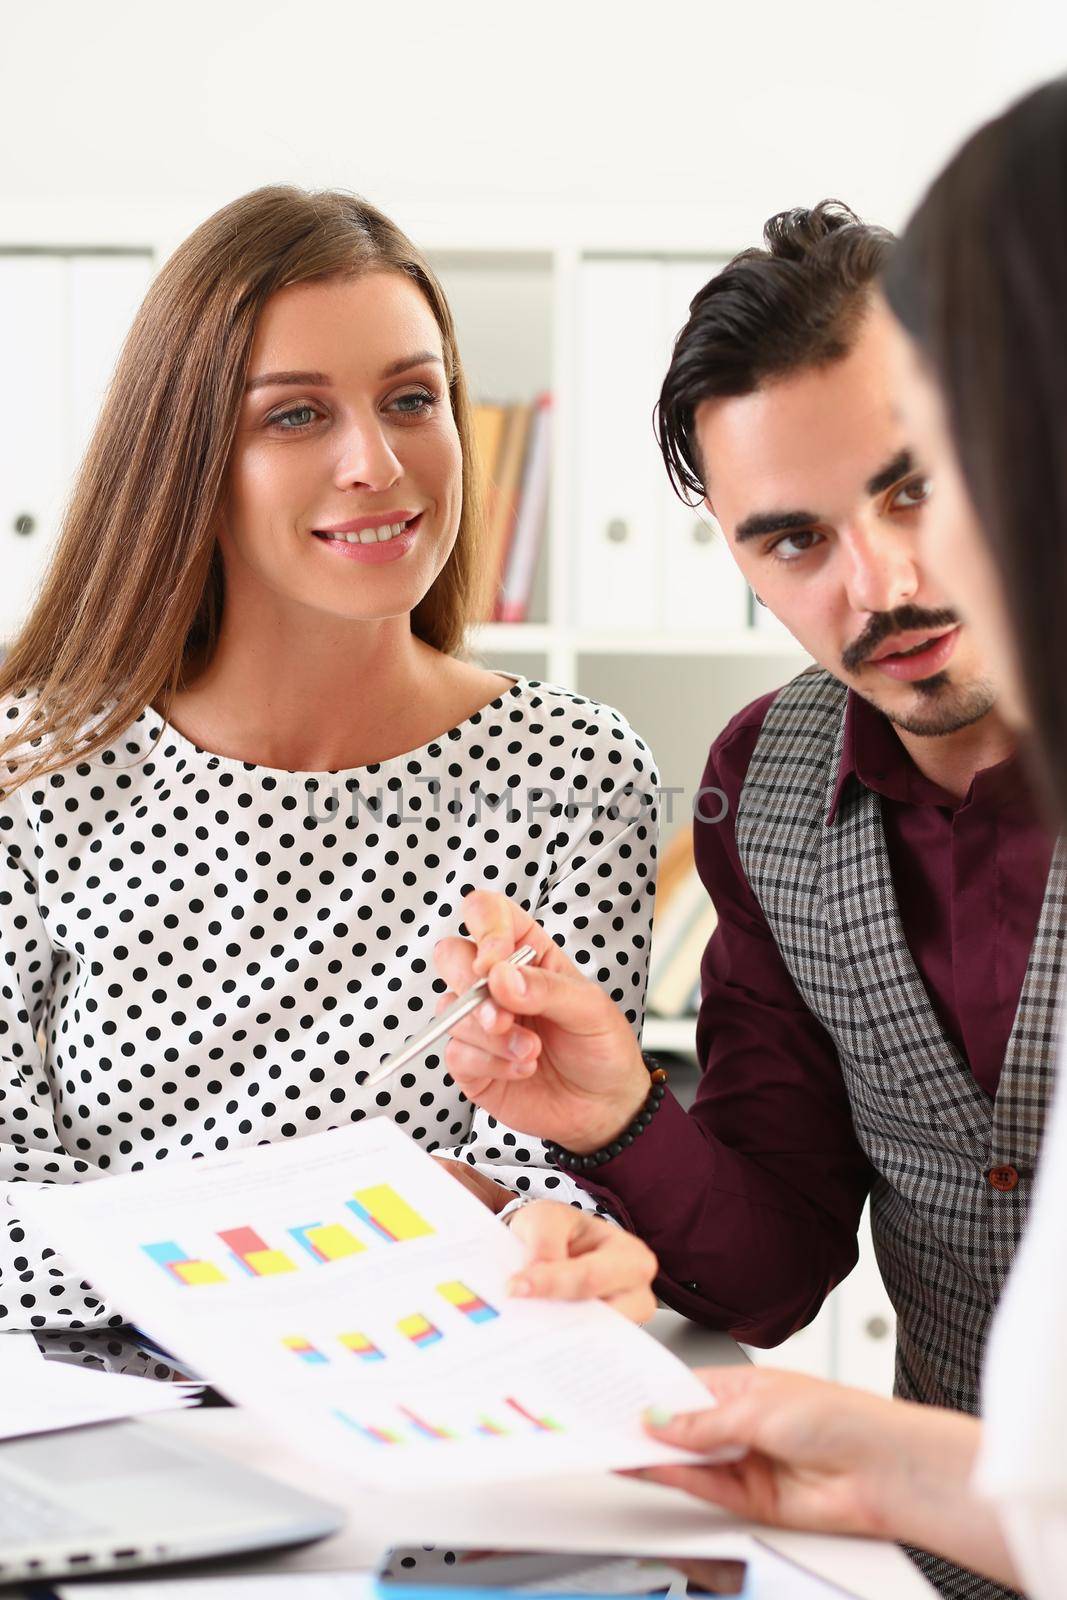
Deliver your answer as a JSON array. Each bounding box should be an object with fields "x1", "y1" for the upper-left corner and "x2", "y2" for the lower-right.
[{"x1": 110, "y1": 1310, "x2": 934, "y2": 1600}]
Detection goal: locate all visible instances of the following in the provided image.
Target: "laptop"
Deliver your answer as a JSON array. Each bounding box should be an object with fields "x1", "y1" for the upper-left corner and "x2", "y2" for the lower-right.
[{"x1": 0, "y1": 1416, "x2": 343, "y2": 1587}]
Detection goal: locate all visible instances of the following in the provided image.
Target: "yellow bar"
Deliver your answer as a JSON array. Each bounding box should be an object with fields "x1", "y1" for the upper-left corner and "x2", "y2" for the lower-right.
[
  {"x1": 338, "y1": 1331, "x2": 375, "y2": 1352},
  {"x1": 307, "y1": 1223, "x2": 365, "y2": 1260},
  {"x1": 247, "y1": 1248, "x2": 297, "y2": 1276},
  {"x1": 173, "y1": 1259, "x2": 227, "y2": 1286},
  {"x1": 437, "y1": 1280, "x2": 472, "y2": 1306},
  {"x1": 354, "y1": 1184, "x2": 434, "y2": 1241},
  {"x1": 397, "y1": 1314, "x2": 432, "y2": 1339}
]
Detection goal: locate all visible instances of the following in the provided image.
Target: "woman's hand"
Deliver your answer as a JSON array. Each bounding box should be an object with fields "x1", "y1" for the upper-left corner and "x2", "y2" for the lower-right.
[
  {"x1": 508, "y1": 1201, "x2": 657, "y2": 1324},
  {"x1": 636, "y1": 1367, "x2": 1017, "y2": 1586},
  {"x1": 433, "y1": 891, "x2": 653, "y2": 1151}
]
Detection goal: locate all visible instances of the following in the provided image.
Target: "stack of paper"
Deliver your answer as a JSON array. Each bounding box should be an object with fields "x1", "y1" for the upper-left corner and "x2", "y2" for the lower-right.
[{"x1": 0, "y1": 1331, "x2": 199, "y2": 1441}]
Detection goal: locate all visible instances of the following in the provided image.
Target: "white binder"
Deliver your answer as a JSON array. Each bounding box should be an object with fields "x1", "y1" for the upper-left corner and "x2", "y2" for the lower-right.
[
  {"x1": 661, "y1": 259, "x2": 749, "y2": 636},
  {"x1": 0, "y1": 252, "x2": 152, "y2": 645},
  {"x1": 575, "y1": 259, "x2": 665, "y2": 630}
]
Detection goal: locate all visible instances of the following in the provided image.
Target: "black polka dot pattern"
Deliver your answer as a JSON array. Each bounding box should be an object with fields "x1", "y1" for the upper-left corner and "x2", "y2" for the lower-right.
[{"x1": 0, "y1": 678, "x2": 658, "y2": 1330}]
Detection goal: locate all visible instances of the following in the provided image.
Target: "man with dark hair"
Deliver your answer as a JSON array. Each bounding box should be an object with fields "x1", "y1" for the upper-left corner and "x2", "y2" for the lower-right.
[{"x1": 434, "y1": 203, "x2": 1057, "y2": 1600}]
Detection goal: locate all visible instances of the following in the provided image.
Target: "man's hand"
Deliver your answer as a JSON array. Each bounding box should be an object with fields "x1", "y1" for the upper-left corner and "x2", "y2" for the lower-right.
[
  {"x1": 433, "y1": 892, "x2": 652, "y2": 1151},
  {"x1": 508, "y1": 1201, "x2": 657, "y2": 1324}
]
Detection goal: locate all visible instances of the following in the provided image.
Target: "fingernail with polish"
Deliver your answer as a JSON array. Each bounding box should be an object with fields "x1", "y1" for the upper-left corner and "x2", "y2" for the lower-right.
[{"x1": 643, "y1": 1407, "x2": 676, "y2": 1428}]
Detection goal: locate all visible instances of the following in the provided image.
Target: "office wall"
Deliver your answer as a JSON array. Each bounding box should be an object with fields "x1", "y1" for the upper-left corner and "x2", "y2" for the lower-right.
[{"x1": 2, "y1": 0, "x2": 1064, "y2": 240}]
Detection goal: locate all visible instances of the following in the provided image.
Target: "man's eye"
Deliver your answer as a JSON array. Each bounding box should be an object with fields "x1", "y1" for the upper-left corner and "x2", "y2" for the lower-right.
[
  {"x1": 889, "y1": 475, "x2": 931, "y2": 510},
  {"x1": 769, "y1": 529, "x2": 823, "y2": 562}
]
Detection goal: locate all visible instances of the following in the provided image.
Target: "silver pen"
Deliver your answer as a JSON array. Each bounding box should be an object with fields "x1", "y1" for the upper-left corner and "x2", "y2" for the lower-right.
[{"x1": 361, "y1": 944, "x2": 539, "y2": 1090}]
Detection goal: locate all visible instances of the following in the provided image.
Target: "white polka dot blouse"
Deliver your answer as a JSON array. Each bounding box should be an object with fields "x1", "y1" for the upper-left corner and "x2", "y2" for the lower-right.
[{"x1": 0, "y1": 677, "x2": 659, "y2": 1330}]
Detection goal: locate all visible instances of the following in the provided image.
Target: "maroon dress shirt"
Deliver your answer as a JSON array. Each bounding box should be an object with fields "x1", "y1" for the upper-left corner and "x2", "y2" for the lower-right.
[{"x1": 579, "y1": 686, "x2": 1055, "y2": 1343}]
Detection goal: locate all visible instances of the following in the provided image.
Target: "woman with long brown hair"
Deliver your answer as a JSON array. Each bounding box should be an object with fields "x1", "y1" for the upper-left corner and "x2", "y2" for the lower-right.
[{"x1": 0, "y1": 187, "x2": 659, "y2": 1331}]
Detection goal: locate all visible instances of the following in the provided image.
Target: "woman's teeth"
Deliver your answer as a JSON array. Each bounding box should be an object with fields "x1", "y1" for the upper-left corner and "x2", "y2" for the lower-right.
[{"x1": 319, "y1": 520, "x2": 410, "y2": 544}]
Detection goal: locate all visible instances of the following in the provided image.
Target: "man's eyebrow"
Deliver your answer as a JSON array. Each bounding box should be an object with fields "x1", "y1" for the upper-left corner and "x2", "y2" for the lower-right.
[
  {"x1": 734, "y1": 508, "x2": 820, "y2": 544},
  {"x1": 245, "y1": 352, "x2": 444, "y2": 393},
  {"x1": 865, "y1": 448, "x2": 914, "y2": 498}
]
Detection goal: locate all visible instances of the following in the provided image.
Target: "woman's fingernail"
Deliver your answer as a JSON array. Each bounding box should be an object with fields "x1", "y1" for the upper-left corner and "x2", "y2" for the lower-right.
[
  {"x1": 509, "y1": 1276, "x2": 531, "y2": 1296},
  {"x1": 643, "y1": 1407, "x2": 676, "y2": 1428},
  {"x1": 508, "y1": 967, "x2": 527, "y2": 998},
  {"x1": 479, "y1": 1001, "x2": 498, "y2": 1028},
  {"x1": 511, "y1": 1057, "x2": 536, "y2": 1078},
  {"x1": 508, "y1": 1031, "x2": 533, "y2": 1058}
]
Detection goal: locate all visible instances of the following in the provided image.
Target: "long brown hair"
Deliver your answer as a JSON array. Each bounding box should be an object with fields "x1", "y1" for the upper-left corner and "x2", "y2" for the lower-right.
[
  {"x1": 0, "y1": 186, "x2": 487, "y2": 793},
  {"x1": 885, "y1": 79, "x2": 1067, "y2": 823}
]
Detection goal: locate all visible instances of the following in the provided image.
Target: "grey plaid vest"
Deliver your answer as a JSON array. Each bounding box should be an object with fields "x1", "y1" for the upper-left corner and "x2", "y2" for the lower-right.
[{"x1": 735, "y1": 669, "x2": 1064, "y2": 1599}]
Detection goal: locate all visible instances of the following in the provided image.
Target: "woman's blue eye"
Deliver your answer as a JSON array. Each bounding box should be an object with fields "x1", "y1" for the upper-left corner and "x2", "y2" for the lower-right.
[
  {"x1": 390, "y1": 390, "x2": 436, "y2": 416},
  {"x1": 272, "y1": 404, "x2": 318, "y2": 430}
]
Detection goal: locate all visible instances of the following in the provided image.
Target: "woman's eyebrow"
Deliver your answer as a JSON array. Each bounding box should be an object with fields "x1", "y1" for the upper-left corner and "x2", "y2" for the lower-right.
[
  {"x1": 379, "y1": 351, "x2": 445, "y2": 379},
  {"x1": 245, "y1": 369, "x2": 331, "y2": 392},
  {"x1": 245, "y1": 352, "x2": 444, "y2": 392}
]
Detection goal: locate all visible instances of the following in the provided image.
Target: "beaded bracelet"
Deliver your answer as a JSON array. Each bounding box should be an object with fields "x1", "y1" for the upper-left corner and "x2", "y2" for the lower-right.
[{"x1": 544, "y1": 1056, "x2": 669, "y2": 1173}]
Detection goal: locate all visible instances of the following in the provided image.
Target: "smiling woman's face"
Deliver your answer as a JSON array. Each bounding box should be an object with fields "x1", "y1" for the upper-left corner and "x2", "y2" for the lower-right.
[
  {"x1": 880, "y1": 295, "x2": 1030, "y2": 731},
  {"x1": 221, "y1": 270, "x2": 463, "y2": 629}
]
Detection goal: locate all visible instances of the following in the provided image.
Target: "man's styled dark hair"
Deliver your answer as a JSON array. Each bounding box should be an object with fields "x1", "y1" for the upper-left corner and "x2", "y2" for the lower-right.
[
  {"x1": 885, "y1": 78, "x2": 1067, "y2": 825},
  {"x1": 656, "y1": 200, "x2": 894, "y2": 502}
]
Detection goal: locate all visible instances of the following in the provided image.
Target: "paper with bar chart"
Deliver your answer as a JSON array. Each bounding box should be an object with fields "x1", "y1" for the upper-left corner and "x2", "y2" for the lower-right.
[{"x1": 20, "y1": 1121, "x2": 711, "y2": 1484}]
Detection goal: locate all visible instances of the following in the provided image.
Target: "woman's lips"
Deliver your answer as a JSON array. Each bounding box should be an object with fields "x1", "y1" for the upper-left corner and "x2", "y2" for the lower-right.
[
  {"x1": 868, "y1": 625, "x2": 962, "y2": 681},
  {"x1": 311, "y1": 513, "x2": 421, "y2": 564}
]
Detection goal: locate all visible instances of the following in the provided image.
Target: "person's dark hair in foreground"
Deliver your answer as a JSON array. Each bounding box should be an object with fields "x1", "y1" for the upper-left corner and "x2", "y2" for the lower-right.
[{"x1": 886, "y1": 76, "x2": 1067, "y2": 824}]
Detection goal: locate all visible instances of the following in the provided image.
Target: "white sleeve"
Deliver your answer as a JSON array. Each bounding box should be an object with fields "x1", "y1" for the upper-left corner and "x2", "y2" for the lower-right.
[
  {"x1": 995, "y1": 1499, "x2": 1067, "y2": 1600},
  {"x1": 440, "y1": 713, "x2": 659, "y2": 1216},
  {"x1": 0, "y1": 788, "x2": 121, "y2": 1331},
  {"x1": 975, "y1": 1020, "x2": 1067, "y2": 1599}
]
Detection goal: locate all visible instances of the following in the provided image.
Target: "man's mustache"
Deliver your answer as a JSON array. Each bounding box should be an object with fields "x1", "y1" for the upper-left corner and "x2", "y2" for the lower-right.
[{"x1": 841, "y1": 605, "x2": 960, "y2": 674}]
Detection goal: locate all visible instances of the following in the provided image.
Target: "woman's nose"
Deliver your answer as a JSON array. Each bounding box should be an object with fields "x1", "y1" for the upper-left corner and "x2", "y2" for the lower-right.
[{"x1": 334, "y1": 414, "x2": 403, "y2": 492}]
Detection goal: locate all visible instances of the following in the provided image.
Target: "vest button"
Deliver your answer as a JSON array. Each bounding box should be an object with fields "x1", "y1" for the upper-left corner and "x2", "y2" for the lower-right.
[{"x1": 988, "y1": 1164, "x2": 1020, "y2": 1192}]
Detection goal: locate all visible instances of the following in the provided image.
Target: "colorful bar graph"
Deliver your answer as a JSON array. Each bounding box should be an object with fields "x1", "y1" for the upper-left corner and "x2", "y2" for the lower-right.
[
  {"x1": 505, "y1": 1397, "x2": 564, "y2": 1433},
  {"x1": 334, "y1": 1410, "x2": 404, "y2": 1445},
  {"x1": 288, "y1": 1222, "x2": 366, "y2": 1264},
  {"x1": 476, "y1": 1415, "x2": 510, "y2": 1437},
  {"x1": 398, "y1": 1404, "x2": 458, "y2": 1441},
  {"x1": 338, "y1": 1331, "x2": 385, "y2": 1362},
  {"x1": 437, "y1": 1279, "x2": 499, "y2": 1325},
  {"x1": 397, "y1": 1313, "x2": 443, "y2": 1349},
  {"x1": 347, "y1": 1185, "x2": 434, "y2": 1244},
  {"x1": 218, "y1": 1225, "x2": 297, "y2": 1277},
  {"x1": 141, "y1": 1240, "x2": 227, "y2": 1286},
  {"x1": 282, "y1": 1335, "x2": 328, "y2": 1366}
]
